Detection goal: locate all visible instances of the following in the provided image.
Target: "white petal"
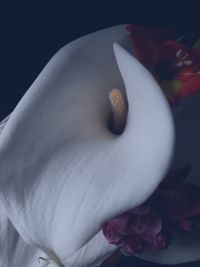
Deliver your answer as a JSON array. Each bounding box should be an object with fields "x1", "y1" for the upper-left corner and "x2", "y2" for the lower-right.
[
  {"x1": 0, "y1": 25, "x2": 174, "y2": 266},
  {"x1": 0, "y1": 118, "x2": 52, "y2": 267},
  {"x1": 0, "y1": 194, "x2": 49, "y2": 267},
  {"x1": 63, "y1": 231, "x2": 116, "y2": 267}
]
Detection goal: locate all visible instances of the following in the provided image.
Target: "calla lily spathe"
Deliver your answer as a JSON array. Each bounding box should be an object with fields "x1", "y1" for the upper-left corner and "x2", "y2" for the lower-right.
[
  {"x1": 0, "y1": 120, "x2": 48, "y2": 267},
  {"x1": 0, "y1": 25, "x2": 174, "y2": 267}
]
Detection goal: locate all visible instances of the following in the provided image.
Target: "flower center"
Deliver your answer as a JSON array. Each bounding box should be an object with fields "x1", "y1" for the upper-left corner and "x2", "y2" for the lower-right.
[
  {"x1": 108, "y1": 88, "x2": 128, "y2": 135},
  {"x1": 155, "y1": 48, "x2": 194, "y2": 81},
  {"x1": 175, "y1": 49, "x2": 193, "y2": 68}
]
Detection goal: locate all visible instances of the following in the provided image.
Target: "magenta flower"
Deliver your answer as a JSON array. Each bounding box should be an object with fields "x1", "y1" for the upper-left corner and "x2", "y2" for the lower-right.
[{"x1": 103, "y1": 164, "x2": 200, "y2": 255}]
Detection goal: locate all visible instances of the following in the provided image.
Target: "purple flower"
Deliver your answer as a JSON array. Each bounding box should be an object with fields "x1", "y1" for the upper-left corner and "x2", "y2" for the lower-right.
[{"x1": 102, "y1": 164, "x2": 200, "y2": 255}]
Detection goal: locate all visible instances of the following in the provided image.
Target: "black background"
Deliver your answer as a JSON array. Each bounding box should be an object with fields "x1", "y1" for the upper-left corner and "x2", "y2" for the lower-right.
[{"x1": 1, "y1": 1, "x2": 200, "y2": 265}]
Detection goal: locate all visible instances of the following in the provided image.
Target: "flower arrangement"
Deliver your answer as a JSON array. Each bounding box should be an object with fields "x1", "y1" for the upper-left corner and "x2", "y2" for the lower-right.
[{"x1": 0, "y1": 24, "x2": 200, "y2": 267}]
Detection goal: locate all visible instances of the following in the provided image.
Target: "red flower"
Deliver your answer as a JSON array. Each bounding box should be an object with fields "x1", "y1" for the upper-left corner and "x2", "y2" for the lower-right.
[
  {"x1": 102, "y1": 164, "x2": 200, "y2": 256},
  {"x1": 127, "y1": 25, "x2": 200, "y2": 105}
]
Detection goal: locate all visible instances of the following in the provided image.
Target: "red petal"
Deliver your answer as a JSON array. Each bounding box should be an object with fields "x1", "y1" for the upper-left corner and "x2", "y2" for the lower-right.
[{"x1": 127, "y1": 25, "x2": 174, "y2": 70}]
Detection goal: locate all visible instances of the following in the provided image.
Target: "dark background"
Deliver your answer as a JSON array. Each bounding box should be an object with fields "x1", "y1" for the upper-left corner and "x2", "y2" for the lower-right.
[{"x1": 1, "y1": 1, "x2": 200, "y2": 265}]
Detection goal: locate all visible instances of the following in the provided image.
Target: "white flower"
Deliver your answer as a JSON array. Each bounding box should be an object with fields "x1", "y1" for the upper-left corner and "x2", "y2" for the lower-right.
[{"x1": 0, "y1": 25, "x2": 174, "y2": 266}]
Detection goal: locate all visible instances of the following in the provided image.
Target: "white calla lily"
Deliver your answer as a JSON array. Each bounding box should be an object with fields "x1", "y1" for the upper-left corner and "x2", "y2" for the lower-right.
[{"x1": 0, "y1": 25, "x2": 175, "y2": 267}]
